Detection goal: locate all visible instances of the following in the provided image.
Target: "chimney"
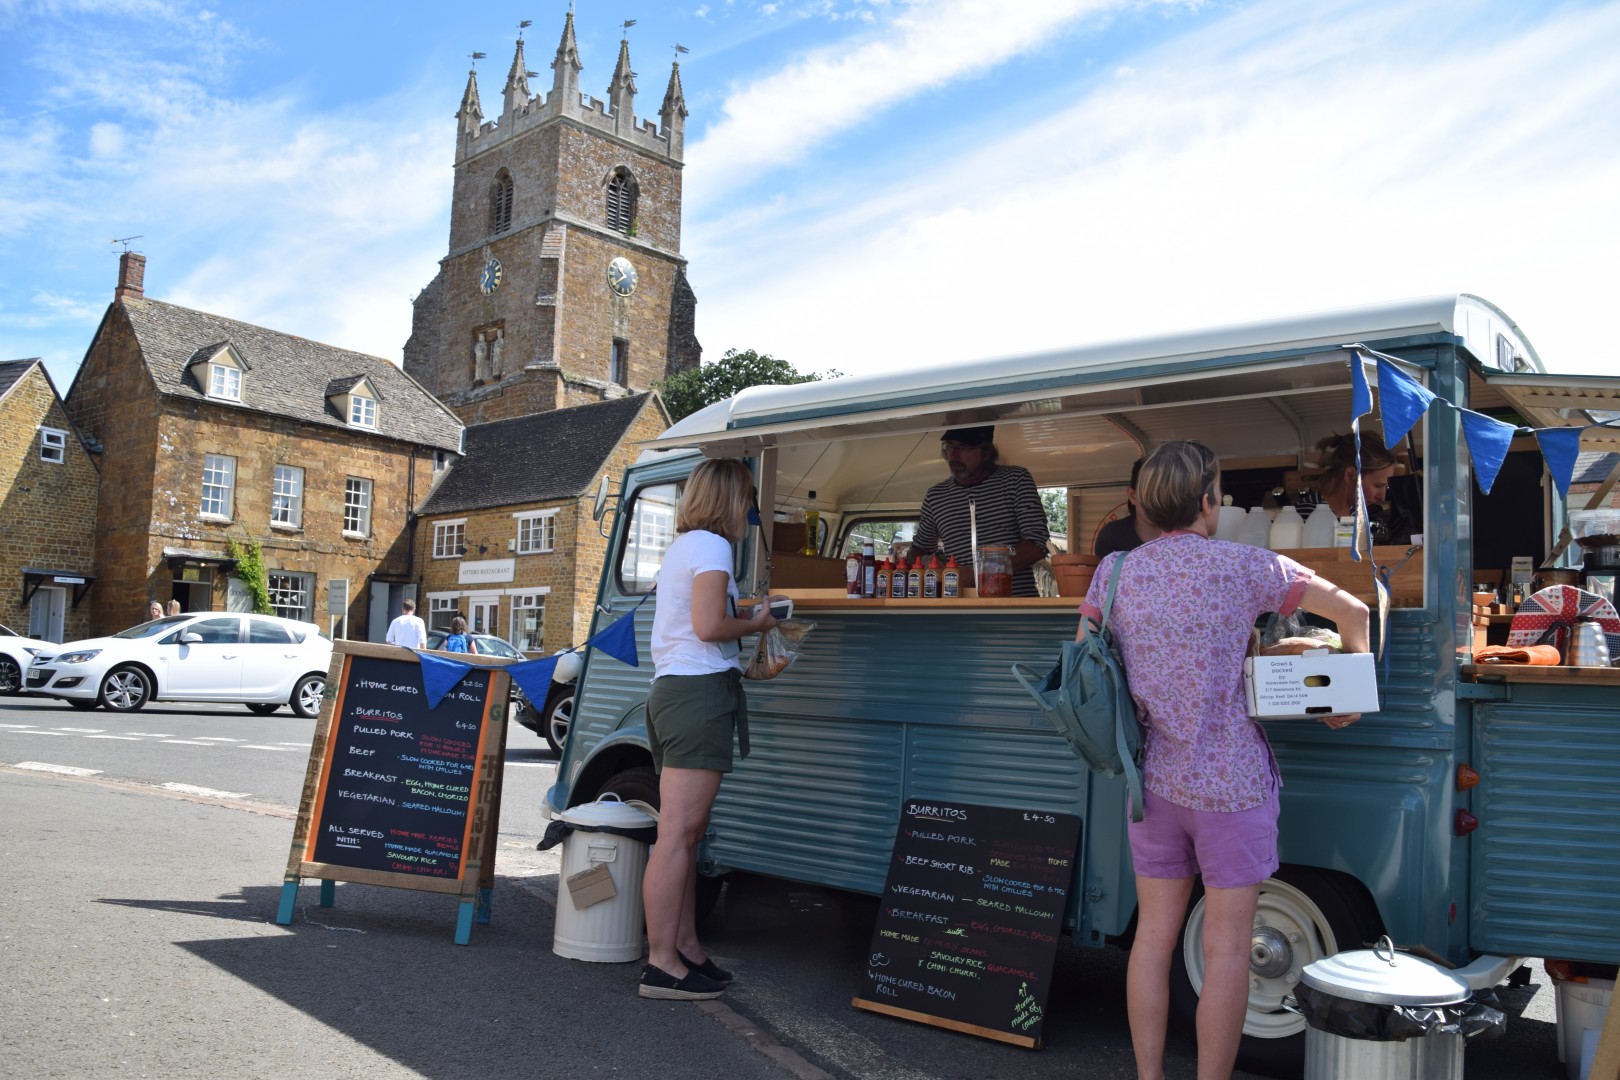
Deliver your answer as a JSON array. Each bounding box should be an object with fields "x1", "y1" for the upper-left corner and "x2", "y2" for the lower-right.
[{"x1": 116, "y1": 251, "x2": 146, "y2": 300}]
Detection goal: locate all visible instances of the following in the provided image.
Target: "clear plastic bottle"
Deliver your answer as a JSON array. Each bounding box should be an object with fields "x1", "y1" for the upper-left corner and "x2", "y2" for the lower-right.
[
  {"x1": 1269, "y1": 505, "x2": 1304, "y2": 549},
  {"x1": 1302, "y1": 503, "x2": 1337, "y2": 548},
  {"x1": 1240, "y1": 507, "x2": 1273, "y2": 547},
  {"x1": 803, "y1": 491, "x2": 820, "y2": 556}
]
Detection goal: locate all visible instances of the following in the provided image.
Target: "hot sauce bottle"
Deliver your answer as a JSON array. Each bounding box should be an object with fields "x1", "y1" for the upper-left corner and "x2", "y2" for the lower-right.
[
  {"x1": 922, "y1": 555, "x2": 941, "y2": 598},
  {"x1": 875, "y1": 559, "x2": 892, "y2": 599},
  {"x1": 942, "y1": 555, "x2": 961, "y2": 598},
  {"x1": 906, "y1": 557, "x2": 923, "y2": 599}
]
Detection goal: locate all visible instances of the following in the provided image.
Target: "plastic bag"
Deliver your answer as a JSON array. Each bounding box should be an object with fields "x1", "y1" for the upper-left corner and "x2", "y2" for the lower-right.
[
  {"x1": 744, "y1": 618, "x2": 815, "y2": 681},
  {"x1": 1258, "y1": 611, "x2": 1341, "y2": 654},
  {"x1": 1291, "y1": 983, "x2": 1506, "y2": 1043}
]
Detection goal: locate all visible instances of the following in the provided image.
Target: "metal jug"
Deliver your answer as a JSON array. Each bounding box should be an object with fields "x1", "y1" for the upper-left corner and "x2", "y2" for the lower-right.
[{"x1": 1566, "y1": 618, "x2": 1611, "y2": 667}]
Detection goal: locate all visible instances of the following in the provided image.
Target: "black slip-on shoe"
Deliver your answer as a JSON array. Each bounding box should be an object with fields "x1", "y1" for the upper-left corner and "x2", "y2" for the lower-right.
[
  {"x1": 638, "y1": 964, "x2": 726, "y2": 1000},
  {"x1": 677, "y1": 950, "x2": 734, "y2": 984}
]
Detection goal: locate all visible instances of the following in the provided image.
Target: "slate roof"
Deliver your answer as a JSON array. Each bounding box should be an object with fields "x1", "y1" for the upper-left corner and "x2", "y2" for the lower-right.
[
  {"x1": 420, "y1": 393, "x2": 658, "y2": 515},
  {"x1": 120, "y1": 298, "x2": 463, "y2": 453},
  {"x1": 0, "y1": 358, "x2": 41, "y2": 400},
  {"x1": 1574, "y1": 450, "x2": 1619, "y2": 485}
]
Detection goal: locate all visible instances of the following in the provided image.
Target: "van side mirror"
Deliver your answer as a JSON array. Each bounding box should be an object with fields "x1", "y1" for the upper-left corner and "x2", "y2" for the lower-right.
[{"x1": 592, "y1": 475, "x2": 612, "y2": 522}]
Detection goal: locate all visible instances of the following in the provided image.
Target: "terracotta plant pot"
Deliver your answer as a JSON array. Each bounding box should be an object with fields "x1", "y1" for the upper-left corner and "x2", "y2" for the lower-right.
[{"x1": 1051, "y1": 553, "x2": 1099, "y2": 598}]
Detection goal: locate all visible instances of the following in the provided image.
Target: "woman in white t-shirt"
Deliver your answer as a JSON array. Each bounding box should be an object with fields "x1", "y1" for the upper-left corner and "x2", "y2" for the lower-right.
[{"x1": 639, "y1": 457, "x2": 782, "y2": 1001}]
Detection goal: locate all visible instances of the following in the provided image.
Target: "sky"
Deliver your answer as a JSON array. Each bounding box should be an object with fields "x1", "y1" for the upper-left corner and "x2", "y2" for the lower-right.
[{"x1": 3, "y1": 0, "x2": 1619, "y2": 395}]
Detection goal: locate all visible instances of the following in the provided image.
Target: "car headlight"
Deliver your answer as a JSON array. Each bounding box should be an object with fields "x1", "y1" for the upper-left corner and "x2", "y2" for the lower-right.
[{"x1": 56, "y1": 650, "x2": 102, "y2": 664}]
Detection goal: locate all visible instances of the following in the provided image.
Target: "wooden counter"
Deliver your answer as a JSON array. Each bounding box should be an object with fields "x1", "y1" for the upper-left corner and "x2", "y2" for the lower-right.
[
  {"x1": 769, "y1": 588, "x2": 1081, "y2": 612},
  {"x1": 1462, "y1": 663, "x2": 1620, "y2": 686}
]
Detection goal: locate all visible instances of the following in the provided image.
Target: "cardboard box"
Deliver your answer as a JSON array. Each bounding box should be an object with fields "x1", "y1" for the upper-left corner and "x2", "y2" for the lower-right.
[
  {"x1": 1244, "y1": 650, "x2": 1380, "y2": 719},
  {"x1": 565, "y1": 862, "x2": 618, "y2": 910}
]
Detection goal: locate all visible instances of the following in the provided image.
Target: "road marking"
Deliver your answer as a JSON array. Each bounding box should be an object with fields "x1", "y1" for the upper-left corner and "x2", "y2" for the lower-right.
[
  {"x1": 163, "y1": 740, "x2": 214, "y2": 746},
  {"x1": 13, "y1": 729, "x2": 71, "y2": 736},
  {"x1": 57, "y1": 727, "x2": 106, "y2": 733},
  {"x1": 0, "y1": 723, "x2": 40, "y2": 729},
  {"x1": 274, "y1": 741, "x2": 308, "y2": 747},
  {"x1": 504, "y1": 761, "x2": 555, "y2": 769},
  {"x1": 15, "y1": 761, "x2": 103, "y2": 777},
  {"x1": 240, "y1": 744, "x2": 298, "y2": 751},
  {"x1": 123, "y1": 732, "x2": 175, "y2": 737},
  {"x1": 162, "y1": 782, "x2": 250, "y2": 799},
  {"x1": 85, "y1": 735, "x2": 143, "y2": 741},
  {"x1": 193, "y1": 737, "x2": 243, "y2": 742}
]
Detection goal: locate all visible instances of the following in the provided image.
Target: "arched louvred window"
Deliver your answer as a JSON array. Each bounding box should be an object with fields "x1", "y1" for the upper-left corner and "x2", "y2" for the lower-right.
[
  {"x1": 606, "y1": 167, "x2": 639, "y2": 235},
  {"x1": 490, "y1": 170, "x2": 514, "y2": 235}
]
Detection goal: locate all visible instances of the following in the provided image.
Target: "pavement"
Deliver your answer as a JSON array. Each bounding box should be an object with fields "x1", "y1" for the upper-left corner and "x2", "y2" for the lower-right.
[{"x1": 0, "y1": 763, "x2": 1572, "y2": 1080}]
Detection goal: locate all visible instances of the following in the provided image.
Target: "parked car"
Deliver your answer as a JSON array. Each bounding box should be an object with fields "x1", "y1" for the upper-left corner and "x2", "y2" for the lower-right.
[
  {"x1": 424, "y1": 630, "x2": 577, "y2": 756},
  {"x1": 26, "y1": 613, "x2": 331, "y2": 717},
  {"x1": 1, "y1": 622, "x2": 55, "y2": 695}
]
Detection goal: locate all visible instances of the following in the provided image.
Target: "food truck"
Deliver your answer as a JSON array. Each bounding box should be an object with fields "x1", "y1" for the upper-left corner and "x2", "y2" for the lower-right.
[{"x1": 544, "y1": 294, "x2": 1620, "y2": 1072}]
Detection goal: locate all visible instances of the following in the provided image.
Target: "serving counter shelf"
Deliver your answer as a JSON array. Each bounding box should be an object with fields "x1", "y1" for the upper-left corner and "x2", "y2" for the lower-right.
[
  {"x1": 1462, "y1": 663, "x2": 1620, "y2": 686},
  {"x1": 772, "y1": 588, "x2": 1080, "y2": 613}
]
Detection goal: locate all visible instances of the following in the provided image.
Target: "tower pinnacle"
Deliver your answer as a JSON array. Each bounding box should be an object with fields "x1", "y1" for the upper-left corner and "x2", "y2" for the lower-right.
[
  {"x1": 551, "y1": 10, "x2": 583, "y2": 106},
  {"x1": 661, "y1": 62, "x2": 688, "y2": 158},
  {"x1": 458, "y1": 67, "x2": 483, "y2": 139},
  {"x1": 609, "y1": 37, "x2": 637, "y2": 129},
  {"x1": 503, "y1": 36, "x2": 531, "y2": 116}
]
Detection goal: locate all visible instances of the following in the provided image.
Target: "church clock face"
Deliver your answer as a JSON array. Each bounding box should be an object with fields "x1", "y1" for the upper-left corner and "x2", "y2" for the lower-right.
[
  {"x1": 480, "y1": 258, "x2": 503, "y2": 294},
  {"x1": 607, "y1": 256, "x2": 638, "y2": 297}
]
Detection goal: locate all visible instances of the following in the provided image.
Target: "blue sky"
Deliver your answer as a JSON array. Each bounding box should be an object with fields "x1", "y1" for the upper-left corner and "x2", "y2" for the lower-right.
[{"x1": 3, "y1": 0, "x2": 1619, "y2": 394}]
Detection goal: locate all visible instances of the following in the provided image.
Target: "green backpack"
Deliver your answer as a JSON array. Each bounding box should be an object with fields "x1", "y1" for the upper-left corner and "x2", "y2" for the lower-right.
[{"x1": 1012, "y1": 552, "x2": 1145, "y2": 821}]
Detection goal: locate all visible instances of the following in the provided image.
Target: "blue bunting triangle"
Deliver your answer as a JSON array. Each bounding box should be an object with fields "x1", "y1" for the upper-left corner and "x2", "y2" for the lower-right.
[
  {"x1": 1459, "y1": 409, "x2": 1520, "y2": 495},
  {"x1": 590, "y1": 610, "x2": 640, "y2": 667},
  {"x1": 1376, "y1": 357, "x2": 1437, "y2": 447},
  {"x1": 505, "y1": 655, "x2": 560, "y2": 710},
  {"x1": 1535, "y1": 427, "x2": 1585, "y2": 500},
  {"x1": 1350, "y1": 350, "x2": 1373, "y2": 421},
  {"x1": 417, "y1": 651, "x2": 475, "y2": 710}
]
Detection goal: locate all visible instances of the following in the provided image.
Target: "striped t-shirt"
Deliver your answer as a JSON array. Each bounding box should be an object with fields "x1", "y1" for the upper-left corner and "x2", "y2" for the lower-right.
[{"x1": 913, "y1": 465, "x2": 1051, "y2": 596}]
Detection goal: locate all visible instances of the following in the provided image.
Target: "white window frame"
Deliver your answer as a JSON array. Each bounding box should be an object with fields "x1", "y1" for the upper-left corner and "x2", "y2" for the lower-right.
[
  {"x1": 426, "y1": 594, "x2": 459, "y2": 632},
  {"x1": 508, "y1": 588, "x2": 550, "y2": 652},
  {"x1": 39, "y1": 427, "x2": 67, "y2": 464},
  {"x1": 271, "y1": 464, "x2": 304, "y2": 529},
  {"x1": 513, "y1": 508, "x2": 559, "y2": 554},
  {"x1": 200, "y1": 454, "x2": 236, "y2": 520},
  {"x1": 433, "y1": 519, "x2": 467, "y2": 559},
  {"x1": 343, "y1": 476, "x2": 372, "y2": 537},
  {"x1": 348, "y1": 393, "x2": 377, "y2": 429},
  {"x1": 266, "y1": 571, "x2": 313, "y2": 621},
  {"x1": 209, "y1": 363, "x2": 242, "y2": 401}
]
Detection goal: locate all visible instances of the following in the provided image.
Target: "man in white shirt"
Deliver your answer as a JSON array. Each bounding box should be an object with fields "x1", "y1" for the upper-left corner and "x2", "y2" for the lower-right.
[{"x1": 385, "y1": 598, "x2": 428, "y2": 649}]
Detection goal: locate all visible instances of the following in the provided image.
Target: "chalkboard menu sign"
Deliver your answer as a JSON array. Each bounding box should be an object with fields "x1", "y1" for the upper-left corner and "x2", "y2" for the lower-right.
[
  {"x1": 851, "y1": 800, "x2": 1081, "y2": 1048},
  {"x1": 276, "y1": 641, "x2": 511, "y2": 944}
]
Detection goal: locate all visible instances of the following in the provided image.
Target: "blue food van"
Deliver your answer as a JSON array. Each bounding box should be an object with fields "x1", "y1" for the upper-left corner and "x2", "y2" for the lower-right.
[{"x1": 545, "y1": 295, "x2": 1620, "y2": 1072}]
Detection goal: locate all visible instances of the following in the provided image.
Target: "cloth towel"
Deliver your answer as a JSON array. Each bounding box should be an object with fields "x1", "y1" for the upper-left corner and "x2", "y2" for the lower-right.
[{"x1": 1473, "y1": 644, "x2": 1561, "y2": 665}]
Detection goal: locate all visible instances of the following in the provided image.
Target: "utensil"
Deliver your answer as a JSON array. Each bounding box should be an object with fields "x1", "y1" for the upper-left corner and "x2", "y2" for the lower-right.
[{"x1": 1567, "y1": 618, "x2": 1611, "y2": 667}]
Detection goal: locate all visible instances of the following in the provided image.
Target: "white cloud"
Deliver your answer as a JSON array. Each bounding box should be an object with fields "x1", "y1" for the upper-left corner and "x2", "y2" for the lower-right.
[
  {"x1": 689, "y1": 0, "x2": 1620, "y2": 377},
  {"x1": 87, "y1": 121, "x2": 124, "y2": 157}
]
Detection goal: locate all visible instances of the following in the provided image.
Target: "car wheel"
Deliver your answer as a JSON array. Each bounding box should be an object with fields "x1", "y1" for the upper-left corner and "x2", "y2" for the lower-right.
[
  {"x1": 290, "y1": 674, "x2": 325, "y2": 719},
  {"x1": 66, "y1": 698, "x2": 100, "y2": 711},
  {"x1": 0, "y1": 656, "x2": 21, "y2": 695},
  {"x1": 1168, "y1": 866, "x2": 1383, "y2": 1077},
  {"x1": 543, "y1": 690, "x2": 574, "y2": 756},
  {"x1": 247, "y1": 703, "x2": 281, "y2": 716},
  {"x1": 594, "y1": 766, "x2": 725, "y2": 924},
  {"x1": 99, "y1": 666, "x2": 151, "y2": 712}
]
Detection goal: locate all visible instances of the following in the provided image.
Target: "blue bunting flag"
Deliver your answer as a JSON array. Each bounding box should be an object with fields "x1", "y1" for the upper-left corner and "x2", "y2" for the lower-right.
[
  {"x1": 1458, "y1": 409, "x2": 1520, "y2": 495},
  {"x1": 1374, "y1": 357, "x2": 1437, "y2": 448},
  {"x1": 417, "y1": 650, "x2": 475, "y2": 710}
]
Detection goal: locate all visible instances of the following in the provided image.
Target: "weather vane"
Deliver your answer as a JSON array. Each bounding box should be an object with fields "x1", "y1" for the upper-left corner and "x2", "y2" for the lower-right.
[
  {"x1": 621, "y1": 18, "x2": 636, "y2": 35},
  {"x1": 517, "y1": 19, "x2": 532, "y2": 39},
  {"x1": 110, "y1": 235, "x2": 144, "y2": 252},
  {"x1": 673, "y1": 43, "x2": 689, "y2": 60},
  {"x1": 469, "y1": 51, "x2": 486, "y2": 67}
]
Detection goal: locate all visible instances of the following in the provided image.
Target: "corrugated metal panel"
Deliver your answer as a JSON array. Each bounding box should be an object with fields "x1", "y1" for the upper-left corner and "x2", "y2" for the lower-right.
[{"x1": 1470, "y1": 694, "x2": 1620, "y2": 963}]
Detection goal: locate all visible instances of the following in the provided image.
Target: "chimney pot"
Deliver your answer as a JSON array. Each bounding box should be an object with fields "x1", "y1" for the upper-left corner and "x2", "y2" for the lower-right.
[{"x1": 116, "y1": 251, "x2": 146, "y2": 300}]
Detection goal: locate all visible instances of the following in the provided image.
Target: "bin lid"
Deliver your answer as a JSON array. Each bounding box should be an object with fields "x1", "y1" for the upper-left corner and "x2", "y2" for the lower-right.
[
  {"x1": 1301, "y1": 937, "x2": 1472, "y2": 1006},
  {"x1": 557, "y1": 794, "x2": 656, "y2": 830}
]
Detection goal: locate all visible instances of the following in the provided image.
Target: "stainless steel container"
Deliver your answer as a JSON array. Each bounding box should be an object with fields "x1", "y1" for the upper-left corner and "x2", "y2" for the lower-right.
[
  {"x1": 1566, "y1": 618, "x2": 1611, "y2": 667},
  {"x1": 1299, "y1": 937, "x2": 1472, "y2": 1080}
]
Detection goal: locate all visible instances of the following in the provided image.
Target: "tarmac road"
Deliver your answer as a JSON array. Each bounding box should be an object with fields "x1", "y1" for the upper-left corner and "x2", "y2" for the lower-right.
[{"x1": 0, "y1": 694, "x2": 1572, "y2": 1080}]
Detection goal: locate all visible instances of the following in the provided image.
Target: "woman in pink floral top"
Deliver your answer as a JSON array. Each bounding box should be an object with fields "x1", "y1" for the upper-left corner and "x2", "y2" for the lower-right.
[{"x1": 1079, "y1": 441, "x2": 1369, "y2": 1080}]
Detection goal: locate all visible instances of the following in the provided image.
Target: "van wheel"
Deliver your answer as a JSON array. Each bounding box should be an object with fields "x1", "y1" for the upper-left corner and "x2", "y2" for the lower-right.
[
  {"x1": 595, "y1": 766, "x2": 726, "y2": 925},
  {"x1": 543, "y1": 690, "x2": 574, "y2": 756},
  {"x1": 1168, "y1": 866, "x2": 1382, "y2": 1077},
  {"x1": 100, "y1": 666, "x2": 151, "y2": 712}
]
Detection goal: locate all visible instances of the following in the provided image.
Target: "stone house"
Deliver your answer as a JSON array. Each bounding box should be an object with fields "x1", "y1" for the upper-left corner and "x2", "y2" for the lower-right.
[
  {"x1": 413, "y1": 392, "x2": 667, "y2": 653},
  {"x1": 0, "y1": 358, "x2": 99, "y2": 642},
  {"x1": 64, "y1": 253, "x2": 465, "y2": 638}
]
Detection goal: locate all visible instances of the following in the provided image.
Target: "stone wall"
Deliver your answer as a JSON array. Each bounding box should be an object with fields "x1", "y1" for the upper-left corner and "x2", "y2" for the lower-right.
[{"x1": 0, "y1": 363, "x2": 99, "y2": 641}]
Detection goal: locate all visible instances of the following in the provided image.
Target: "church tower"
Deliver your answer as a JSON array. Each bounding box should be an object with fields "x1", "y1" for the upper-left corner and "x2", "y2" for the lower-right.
[{"x1": 404, "y1": 15, "x2": 700, "y2": 424}]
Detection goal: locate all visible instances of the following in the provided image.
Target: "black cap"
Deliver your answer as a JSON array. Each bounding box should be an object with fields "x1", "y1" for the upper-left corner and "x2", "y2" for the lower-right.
[{"x1": 941, "y1": 426, "x2": 994, "y2": 446}]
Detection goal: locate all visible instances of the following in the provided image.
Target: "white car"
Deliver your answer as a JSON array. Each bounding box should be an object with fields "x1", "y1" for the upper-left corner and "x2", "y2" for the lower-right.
[
  {"x1": 26, "y1": 613, "x2": 332, "y2": 717},
  {"x1": 1, "y1": 621, "x2": 55, "y2": 695}
]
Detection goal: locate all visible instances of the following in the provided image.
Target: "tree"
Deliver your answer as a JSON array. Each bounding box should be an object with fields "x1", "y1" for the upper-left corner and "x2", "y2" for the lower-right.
[
  {"x1": 655, "y1": 348, "x2": 837, "y2": 421},
  {"x1": 1040, "y1": 488, "x2": 1069, "y2": 539}
]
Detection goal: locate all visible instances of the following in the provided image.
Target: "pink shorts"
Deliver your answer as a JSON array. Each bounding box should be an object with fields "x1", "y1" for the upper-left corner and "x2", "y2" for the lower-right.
[{"x1": 1128, "y1": 781, "x2": 1280, "y2": 889}]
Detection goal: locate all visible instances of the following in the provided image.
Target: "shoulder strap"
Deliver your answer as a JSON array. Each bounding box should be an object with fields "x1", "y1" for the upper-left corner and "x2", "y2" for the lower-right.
[{"x1": 1097, "y1": 551, "x2": 1128, "y2": 631}]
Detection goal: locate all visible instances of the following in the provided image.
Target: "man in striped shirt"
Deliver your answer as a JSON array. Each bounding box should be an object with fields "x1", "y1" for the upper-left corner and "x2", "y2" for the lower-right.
[{"x1": 909, "y1": 426, "x2": 1051, "y2": 597}]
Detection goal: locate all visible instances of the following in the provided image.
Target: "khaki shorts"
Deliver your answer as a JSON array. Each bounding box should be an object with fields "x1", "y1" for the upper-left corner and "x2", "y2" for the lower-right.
[{"x1": 647, "y1": 670, "x2": 747, "y2": 773}]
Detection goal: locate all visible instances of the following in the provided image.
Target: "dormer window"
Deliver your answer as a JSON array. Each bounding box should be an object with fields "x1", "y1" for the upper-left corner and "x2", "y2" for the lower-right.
[
  {"x1": 187, "y1": 342, "x2": 249, "y2": 402},
  {"x1": 606, "y1": 167, "x2": 638, "y2": 234},
  {"x1": 327, "y1": 376, "x2": 381, "y2": 430}
]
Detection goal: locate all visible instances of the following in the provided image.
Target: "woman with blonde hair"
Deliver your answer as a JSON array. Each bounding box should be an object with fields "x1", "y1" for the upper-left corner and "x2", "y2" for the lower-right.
[
  {"x1": 640, "y1": 457, "x2": 782, "y2": 1000},
  {"x1": 1314, "y1": 431, "x2": 1398, "y2": 520},
  {"x1": 1080, "y1": 440, "x2": 1370, "y2": 1080}
]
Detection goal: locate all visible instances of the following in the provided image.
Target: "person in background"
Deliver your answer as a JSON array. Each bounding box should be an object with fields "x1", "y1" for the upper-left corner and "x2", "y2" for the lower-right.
[
  {"x1": 1093, "y1": 457, "x2": 1162, "y2": 559},
  {"x1": 148, "y1": 600, "x2": 164, "y2": 622},
  {"x1": 641, "y1": 457, "x2": 782, "y2": 1001},
  {"x1": 443, "y1": 615, "x2": 470, "y2": 653},
  {"x1": 908, "y1": 426, "x2": 1050, "y2": 596},
  {"x1": 384, "y1": 598, "x2": 428, "y2": 649},
  {"x1": 1313, "y1": 430, "x2": 1409, "y2": 532},
  {"x1": 1080, "y1": 440, "x2": 1369, "y2": 1080},
  {"x1": 165, "y1": 599, "x2": 181, "y2": 617}
]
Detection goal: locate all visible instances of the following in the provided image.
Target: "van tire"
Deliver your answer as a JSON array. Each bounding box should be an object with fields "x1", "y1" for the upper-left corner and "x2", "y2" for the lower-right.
[
  {"x1": 1167, "y1": 865, "x2": 1382, "y2": 1077},
  {"x1": 543, "y1": 689, "x2": 574, "y2": 756},
  {"x1": 595, "y1": 766, "x2": 726, "y2": 925}
]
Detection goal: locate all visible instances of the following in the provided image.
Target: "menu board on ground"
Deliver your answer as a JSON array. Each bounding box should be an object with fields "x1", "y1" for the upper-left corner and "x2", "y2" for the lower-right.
[
  {"x1": 277, "y1": 641, "x2": 510, "y2": 943},
  {"x1": 851, "y1": 800, "x2": 1081, "y2": 1048}
]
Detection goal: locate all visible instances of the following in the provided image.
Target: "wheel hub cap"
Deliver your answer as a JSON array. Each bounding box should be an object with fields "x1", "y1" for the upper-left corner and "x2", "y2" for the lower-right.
[{"x1": 1249, "y1": 925, "x2": 1293, "y2": 979}]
